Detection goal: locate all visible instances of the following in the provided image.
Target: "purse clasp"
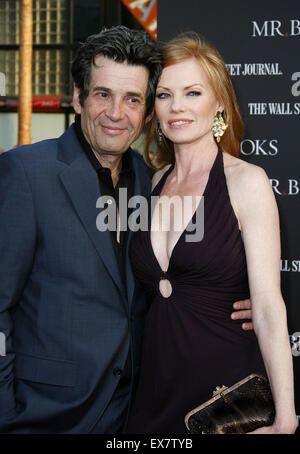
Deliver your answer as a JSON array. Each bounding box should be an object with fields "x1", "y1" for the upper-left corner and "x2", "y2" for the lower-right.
[{"x1": 212, "y1": 385, "x2": 228, "y2": 397}]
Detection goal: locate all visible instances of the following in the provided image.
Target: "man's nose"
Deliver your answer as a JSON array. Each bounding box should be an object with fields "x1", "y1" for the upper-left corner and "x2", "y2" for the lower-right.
[{"x1": 106, "y1": 98, "x2": 124, "y2": 121}]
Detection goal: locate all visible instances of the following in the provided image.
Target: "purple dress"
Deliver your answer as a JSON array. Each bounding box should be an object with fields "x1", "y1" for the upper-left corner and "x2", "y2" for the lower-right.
[{"x1": 127, "y1": 149, "x2": 266, "y2": 434}]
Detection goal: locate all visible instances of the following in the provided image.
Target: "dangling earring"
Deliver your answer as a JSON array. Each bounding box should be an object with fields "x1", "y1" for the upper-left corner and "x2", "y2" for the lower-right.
[
  {"x1": 212, "y1": 111, "x2": 228, "y2": 143},
  {"x1": 157, "y1": 124, "x2": 164, "y2": 144}
]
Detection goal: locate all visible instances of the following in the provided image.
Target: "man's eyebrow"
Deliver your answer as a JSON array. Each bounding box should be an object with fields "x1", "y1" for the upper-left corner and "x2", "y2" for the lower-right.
[
  {"x1": 92, "y1": 86, "x2": 144, "y2": 98},
  {"x1": 126, "y1": 91, "x2": 144, "y2": 99},
  {"x1": 92, "y1": 86, "x2": 111, "y2": 93}
]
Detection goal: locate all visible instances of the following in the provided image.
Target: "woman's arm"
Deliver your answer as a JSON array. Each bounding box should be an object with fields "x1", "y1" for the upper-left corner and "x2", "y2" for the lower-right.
[{"x1": 232, "y1": 163, "x2": 297, "y2": 434}]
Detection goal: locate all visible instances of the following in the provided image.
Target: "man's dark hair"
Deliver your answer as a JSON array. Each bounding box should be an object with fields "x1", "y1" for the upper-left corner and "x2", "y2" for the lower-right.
[{"x1": 71, "y1": 26, "x2": 162, "y2": 117}]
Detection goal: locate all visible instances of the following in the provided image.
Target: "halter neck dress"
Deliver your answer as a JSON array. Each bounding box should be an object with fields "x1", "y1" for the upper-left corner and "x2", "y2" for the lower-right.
[{"x1": 126, "y1": 149, "x2": 266, "y2": 434}]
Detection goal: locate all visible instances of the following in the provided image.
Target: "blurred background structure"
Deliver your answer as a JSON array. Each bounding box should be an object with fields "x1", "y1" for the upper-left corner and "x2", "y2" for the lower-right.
[
  {"x1": 18, "y1": 0, "x2": 33, "y2": 146},
  {"x1": 0, "y1": 0, "x2": 157, "y2": 151}
]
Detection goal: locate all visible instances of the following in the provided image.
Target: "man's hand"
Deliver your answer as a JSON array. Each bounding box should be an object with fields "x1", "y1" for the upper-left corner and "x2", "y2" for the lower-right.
[{"x1": 231, "y1": 299, "x2": 253, "y2": 331}]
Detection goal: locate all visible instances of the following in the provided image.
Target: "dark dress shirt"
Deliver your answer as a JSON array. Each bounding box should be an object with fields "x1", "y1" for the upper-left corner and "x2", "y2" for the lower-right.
[{"x1": 74, "y1": 115, "x2": 135, "y2": 381}]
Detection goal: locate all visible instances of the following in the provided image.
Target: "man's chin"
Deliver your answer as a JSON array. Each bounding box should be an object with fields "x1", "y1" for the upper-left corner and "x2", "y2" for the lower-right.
[{"x1": 92, "y1": 146, "x2": 128, "y2": 160}]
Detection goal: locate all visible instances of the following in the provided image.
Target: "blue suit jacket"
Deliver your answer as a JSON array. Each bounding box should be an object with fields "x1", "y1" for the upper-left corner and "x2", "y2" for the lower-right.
[{"x1": 0, "y1": 125, "x2": 152, "y2": 433}]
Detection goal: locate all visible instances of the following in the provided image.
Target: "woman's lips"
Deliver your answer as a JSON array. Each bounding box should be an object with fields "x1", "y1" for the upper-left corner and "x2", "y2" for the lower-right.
[{"x1": 168, "y1": 119, "x2": 193, "y2": 128}]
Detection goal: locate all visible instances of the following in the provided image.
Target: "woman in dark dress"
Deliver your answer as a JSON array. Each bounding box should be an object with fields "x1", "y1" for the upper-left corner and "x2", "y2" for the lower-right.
[{"x1": 126, "y1": 33, "x2": 297, "y2": 434}]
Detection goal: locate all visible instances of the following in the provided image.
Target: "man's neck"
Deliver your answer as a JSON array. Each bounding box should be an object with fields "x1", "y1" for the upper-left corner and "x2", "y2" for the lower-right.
[{"x1": 94, "y1": 152, "x2": 123, "y2": 187}]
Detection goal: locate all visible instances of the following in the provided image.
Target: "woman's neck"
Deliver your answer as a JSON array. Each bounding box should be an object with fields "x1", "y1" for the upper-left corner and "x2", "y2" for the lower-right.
[{"x1": 172, "y1": 137, "x2": 218, "y2": 183}]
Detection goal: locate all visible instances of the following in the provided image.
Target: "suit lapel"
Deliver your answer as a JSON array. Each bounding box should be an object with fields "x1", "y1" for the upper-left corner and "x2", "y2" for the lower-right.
[{"x1": 57, "y1": 127, "x2": 124, "y2": 296}]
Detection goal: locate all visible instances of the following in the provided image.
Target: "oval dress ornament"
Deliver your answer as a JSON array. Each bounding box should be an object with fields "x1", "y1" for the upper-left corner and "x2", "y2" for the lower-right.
[{"x1": 159, "y1": 271, "x2": 173, "y2": 298}]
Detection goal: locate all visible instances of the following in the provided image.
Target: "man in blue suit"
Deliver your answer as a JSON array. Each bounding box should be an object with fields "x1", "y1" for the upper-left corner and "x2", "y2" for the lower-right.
[{"x1": 0, "y1": 26, "x2": 252, "y2": 434}]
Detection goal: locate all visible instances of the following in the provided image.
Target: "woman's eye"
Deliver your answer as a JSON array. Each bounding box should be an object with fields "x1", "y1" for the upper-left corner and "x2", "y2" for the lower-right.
[
  {"x1": 156, "y1": 93, "x2": 170, "y2": 99},
  {"x1": 188, "y1": 91, "x2": 201, "y2": 96}
]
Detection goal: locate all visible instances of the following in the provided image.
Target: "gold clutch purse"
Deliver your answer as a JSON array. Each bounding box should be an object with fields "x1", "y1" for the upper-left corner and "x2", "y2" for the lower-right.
[{"x1": 184, "y1": 374, "x2": 275, "y2": 434}]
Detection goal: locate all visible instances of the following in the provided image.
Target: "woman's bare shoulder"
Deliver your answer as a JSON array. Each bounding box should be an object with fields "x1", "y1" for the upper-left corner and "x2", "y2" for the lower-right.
[
  {"x1": 223, "y1": 152, "x2": 270, "y2": 192},
  {"x1": 223, "y1": 152, "x2": 275, "y2": 227}
]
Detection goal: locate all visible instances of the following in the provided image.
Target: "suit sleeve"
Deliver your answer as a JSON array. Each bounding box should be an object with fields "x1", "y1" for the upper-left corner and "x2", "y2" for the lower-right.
[{"x1": 0, "y1": 151, "x2": 37, "y2": 418}]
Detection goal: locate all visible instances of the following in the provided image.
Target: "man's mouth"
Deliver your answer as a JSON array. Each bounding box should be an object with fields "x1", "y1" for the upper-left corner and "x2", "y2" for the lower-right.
[{"x1": 101, "y1": 125, "x2": 126, "y2": 134}]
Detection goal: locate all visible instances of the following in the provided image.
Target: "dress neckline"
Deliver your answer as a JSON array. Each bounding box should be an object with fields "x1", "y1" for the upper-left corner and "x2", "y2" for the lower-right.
[{"x1": 149, "y1": 148, "x2": 221, "y2": 274}]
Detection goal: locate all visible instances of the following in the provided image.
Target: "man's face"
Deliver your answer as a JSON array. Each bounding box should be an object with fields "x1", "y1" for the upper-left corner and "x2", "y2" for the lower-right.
[{"x1": 73, "y1": 56, "x2": 152, "y2": 159}]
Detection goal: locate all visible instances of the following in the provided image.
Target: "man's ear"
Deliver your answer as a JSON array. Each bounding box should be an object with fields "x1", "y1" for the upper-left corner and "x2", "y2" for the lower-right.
[
  {"x1": 145, "y1": 109, "x2": 154, "y2": 125},
  {"x1": 72, "y1": 84, "x2": 82, "y2": 115}
]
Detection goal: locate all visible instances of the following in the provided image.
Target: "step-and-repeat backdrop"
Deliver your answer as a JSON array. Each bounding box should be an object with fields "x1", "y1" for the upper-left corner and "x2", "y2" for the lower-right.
[{"x1": 158, "y1": 0, "x2": 300, "y2": 414}]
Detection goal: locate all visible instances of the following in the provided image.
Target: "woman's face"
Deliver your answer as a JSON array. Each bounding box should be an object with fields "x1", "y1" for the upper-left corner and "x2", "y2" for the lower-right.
[{"x1": 155, "y1": 57, "x2": 222, "y2": 147}]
